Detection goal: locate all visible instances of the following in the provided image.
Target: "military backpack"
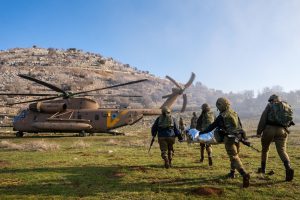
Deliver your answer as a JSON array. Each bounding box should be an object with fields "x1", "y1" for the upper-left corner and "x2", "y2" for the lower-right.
[{"x1": 268, "y1": 101, "x2": 293, "y2": 127}]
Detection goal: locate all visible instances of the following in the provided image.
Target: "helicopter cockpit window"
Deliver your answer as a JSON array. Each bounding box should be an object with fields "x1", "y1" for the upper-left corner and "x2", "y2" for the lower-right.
[
  {"x1": 95, "y1": 114, "x2": 99, "y2": 120},
  {"x1": 13, "y1": 110, "x2": 28, "y2": 123}
]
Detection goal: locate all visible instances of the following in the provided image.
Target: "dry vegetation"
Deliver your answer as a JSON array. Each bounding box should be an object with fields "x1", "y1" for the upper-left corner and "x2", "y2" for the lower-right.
[{"x1": 0, "y1": 140, "x2": 60, "y2": 151}]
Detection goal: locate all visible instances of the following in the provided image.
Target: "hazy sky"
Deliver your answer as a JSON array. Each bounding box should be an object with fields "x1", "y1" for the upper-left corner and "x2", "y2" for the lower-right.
[{"x1": 1, "y1": 0, "x2": 300, "y2": 93}]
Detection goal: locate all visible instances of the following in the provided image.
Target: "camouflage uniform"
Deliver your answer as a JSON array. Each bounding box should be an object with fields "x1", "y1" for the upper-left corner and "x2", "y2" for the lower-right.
[
  {"x1": 196, "y1": 103, "x2": 214, "y2": 165},
  {"x1": 190, "y1": 112, "x2": 198, "y2": 129},
  {"x1": 179, "y1": 117, "x2": 186, "y2": 140},
  {"x1": 202, "y1": 97, "x2": 250, "y2": 188},
  {"x1": 257, "y1": 94, "x2": 294, "y2": 181},
  {"x1": 151, "y1": 107, "x2": 182, "y2": 168}
]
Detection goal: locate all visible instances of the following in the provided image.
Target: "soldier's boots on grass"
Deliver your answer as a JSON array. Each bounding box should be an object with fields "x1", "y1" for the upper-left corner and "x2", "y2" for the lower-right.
[
  {"x1": 286, "y1": 168, "x2": 294, "y2": 181},
  {"x1": 242, "y1": 173, "x2": 250, "y2": 188},
  {"x1": 208, "y1": 157, "x2": 213, "y2": 166},
  {"x1": 238, "y1": 168, "x2": 250, "y2": 188},
  {"x1": 164, "y1": 158, "x2": 170, "y2": 169},
  {"x1": 284, "y1": 161, "x2": 294, "y2": 181},
  {"x1": 227, "y1": 170, "x2": 235, "y2": 179},
  {"x1": 257, "y1": 162, "x2": 266, "y2": 174},
  {"x1": 169, "y1": 159, "x2": 172, "y2": 168},
  {"x1": 200, "y1": 156, "x2": 204, "y2": 163}
]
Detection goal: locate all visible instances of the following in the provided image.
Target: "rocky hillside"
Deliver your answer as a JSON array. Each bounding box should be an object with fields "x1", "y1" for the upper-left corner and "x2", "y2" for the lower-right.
[{"x1": 0, "y1": 47, "x2": 190, "y2": 114}]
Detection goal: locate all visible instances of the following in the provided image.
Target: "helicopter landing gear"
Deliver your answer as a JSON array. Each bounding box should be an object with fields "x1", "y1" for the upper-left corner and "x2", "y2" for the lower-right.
[
  {"x1": 79, "y1": 131, "x2": 87, "y2": 137},
  {"x1": 16, "y1": 131, "x2": 24, "y2": 137}
]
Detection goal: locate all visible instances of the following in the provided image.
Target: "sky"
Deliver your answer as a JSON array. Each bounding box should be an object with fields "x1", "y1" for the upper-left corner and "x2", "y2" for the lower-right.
[{"x1": 1, "y1": 0, "x2": 300, "y2": 93}]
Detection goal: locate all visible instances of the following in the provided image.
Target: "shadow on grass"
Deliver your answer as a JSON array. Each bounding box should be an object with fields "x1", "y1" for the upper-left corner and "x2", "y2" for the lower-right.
[{"x1": 0, "y1": 165, "x2": 231, "y2": 198}]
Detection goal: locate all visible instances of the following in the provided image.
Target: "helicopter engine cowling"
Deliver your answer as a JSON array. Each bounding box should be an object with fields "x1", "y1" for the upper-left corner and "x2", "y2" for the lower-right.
[{"x1": 29, "y1": 102, "x2": 67, "y2": 113}]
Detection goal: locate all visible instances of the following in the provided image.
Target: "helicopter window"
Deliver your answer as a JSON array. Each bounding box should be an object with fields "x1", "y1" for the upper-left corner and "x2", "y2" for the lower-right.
[
  {"x1": 13, "y1": 110, "x2": 28, "y2": 123},
  {"x1": 95, "y1": 114, "x2": 99, "y2": 120},
  {"x1": 111, "y1": 113, "x2": 118, "y2": 119},
  {"x1": 78, "y1": 115, "x2": 82, "y2": 119}
]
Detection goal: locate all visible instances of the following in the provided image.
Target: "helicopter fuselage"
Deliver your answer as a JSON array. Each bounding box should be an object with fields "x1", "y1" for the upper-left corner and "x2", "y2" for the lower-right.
[{"x1": 12, "y1": 98, "x2": 151, "y2": 134}]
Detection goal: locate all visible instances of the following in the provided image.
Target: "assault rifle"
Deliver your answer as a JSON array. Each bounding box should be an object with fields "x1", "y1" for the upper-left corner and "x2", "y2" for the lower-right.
[
  {"x1": 240, "y1": 137, "x2": 260, "y2": 152},
  {"x1": 148, "y1": 136, "x2": 155, "y2": 153}
]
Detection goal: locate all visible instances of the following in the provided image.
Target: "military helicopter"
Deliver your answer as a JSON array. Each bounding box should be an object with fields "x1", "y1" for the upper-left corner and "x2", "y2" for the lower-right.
[{"x1": 0, "y1": 73, "x2": 195, "y2": 137}]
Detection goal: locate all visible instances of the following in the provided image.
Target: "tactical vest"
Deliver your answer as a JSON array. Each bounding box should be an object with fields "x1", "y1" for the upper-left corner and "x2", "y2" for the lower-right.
[
  {"x1": 220, "y1": 109, "x2": 242, "y2": 134},
  {"x1": 158, "y1": 114, "x2": 174, "y2": 129},
  {"x1": 199, "y1": 111, "x2": 215, "y2": 131},
  {"x1": 267, "y1": 101, "x2": 293, "y2": 127}
]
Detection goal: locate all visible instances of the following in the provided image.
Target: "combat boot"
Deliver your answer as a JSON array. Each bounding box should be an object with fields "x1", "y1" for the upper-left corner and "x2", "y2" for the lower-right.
[
  {"x1": 257, "y1": 162, "x2": 266, "y2": 174},
  {"x1": 169, "y1": 159, "x2": 172, "y2": 168},
  {"x1": 208, "y1": 157, "x2": 213, "y2": 166},
  {"x1": 200, "y1": 146, "x2": 204, "y2": 163},
  {"x1": 286, "y1": 168, "x2": 294, "y2": 181},
  {"x1": 227, "y1": 170, "x2": 235, "y2": 179},
  {"x1": 242, "y1": 173, "x2": 250, "y2": 188},
  {"x1": 284, "y1": 161, "x2": 294, "y2": 181},
  {"x1": 163, "y1": 158, "x2": 170, "y2": 169},
  {"x1": 200, "y1": 157, "x2": 204, "y2": 163}
]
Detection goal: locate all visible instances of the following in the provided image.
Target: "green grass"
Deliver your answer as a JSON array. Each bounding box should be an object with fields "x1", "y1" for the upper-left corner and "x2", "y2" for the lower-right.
[{"x1": 0, "y1": 126, "x2": 299, "y2": 199}]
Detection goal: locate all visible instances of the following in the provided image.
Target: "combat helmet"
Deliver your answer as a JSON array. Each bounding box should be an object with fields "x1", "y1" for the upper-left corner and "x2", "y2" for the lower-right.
[
  {"x1": 201, "y1": 103, "x2": 210, "y2": 111},
  {"x1": 161, "y1": 106, "x2": 171, "y2": 115},
  {"x1": 268, "y1": 94, "x2": 280, "y2": 102},
  {"x1": 216, "y1": 97, "x2": 230, "y2": 112}
]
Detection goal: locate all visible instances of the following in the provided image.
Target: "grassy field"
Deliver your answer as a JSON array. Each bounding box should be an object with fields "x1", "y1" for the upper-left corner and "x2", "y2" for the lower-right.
[{"x1": 0, "y1": 123, "x2": 299, "y2": 200}]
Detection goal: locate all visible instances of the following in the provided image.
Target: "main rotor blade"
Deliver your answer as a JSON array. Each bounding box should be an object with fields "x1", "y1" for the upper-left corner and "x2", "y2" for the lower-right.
[
  {"x1": 7, "y1": 96, "x2": 61, "y2": 106},
  {"x1": 165, "y1": 75, "x2": 182, "y2": 89},
  {"x1": 79, "y1": 94, "x2": 143, "y2": 97},
  {"x1": 72, "y1": 79, "x2": 148, "y2": 96},
  {"x1": 181, "y1": 93, "x2": 187, "y2": 112},
  {"x1": 18, "y1": 74, "x2": 67, "y2": 95},
  {"x1": 184, "y1": 72, "x2": 196, "y2": 89},
  {"x1": 0, "y1": 93, "x2": 58, "y2": 96}
]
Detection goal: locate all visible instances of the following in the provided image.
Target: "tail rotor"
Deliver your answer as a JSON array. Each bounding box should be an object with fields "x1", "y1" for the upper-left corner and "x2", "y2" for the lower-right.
[{"x1": 162, "y1": 72, "x2": 195, "y2": 112}]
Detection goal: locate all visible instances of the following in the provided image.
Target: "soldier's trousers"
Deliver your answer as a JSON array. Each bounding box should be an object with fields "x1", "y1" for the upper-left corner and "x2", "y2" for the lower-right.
[
  {"x1": 158, "y1": 137, "x2": 175, "y2": 161},
  {"x1": 200, "y1": 143, "x2": 212, "y2": 158},
  {"x1": 261, "y1": 125, "x2": 290, "y2": 163},
  {"x1": 224, "y1": 136, "x2": 243, "y2": 171}
]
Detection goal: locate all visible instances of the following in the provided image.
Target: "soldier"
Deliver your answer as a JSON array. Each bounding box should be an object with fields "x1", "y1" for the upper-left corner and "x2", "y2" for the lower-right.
[
  {"x1": 257, "y1": 94, "x2": 294, "y2": 181},
  {"x1": 201, "y1": 97, "x2": 250, "y2": 188},
  {"x1": 179, "y1": 117, "x2": 186, "y2": 140},
  {"x1": 190, "y1": 112, "x2": 198, "y2": 129},
  {"x1": 196, "y1": 103, "x2": 214, "y2": 166},
  {"x1": 151, "y1": 106, "x2": 183, "y2": 169}
]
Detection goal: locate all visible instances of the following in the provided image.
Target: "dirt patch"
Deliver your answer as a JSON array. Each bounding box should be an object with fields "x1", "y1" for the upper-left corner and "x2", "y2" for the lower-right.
[
  {"x1": 0, "y1": 160, "x2": 10, "y2": 167},
  {"x1": 191, "y1": 186, "x2": 223, "y2": 196},
  {"x1": 130, "y1": 166, "x2": 147, "y2": 173},
  {"x1": 112, "y1": 172, "x2": 126, "y2": 178}
]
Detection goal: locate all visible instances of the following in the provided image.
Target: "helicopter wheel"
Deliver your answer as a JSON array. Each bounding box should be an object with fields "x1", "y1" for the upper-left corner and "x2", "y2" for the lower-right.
[
  {"x1": 16, "y1": 131, "x2": 24, "y2": 137},
  {"x1": 79, "y1": 131, "x2": 87, "y2": 137}
]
